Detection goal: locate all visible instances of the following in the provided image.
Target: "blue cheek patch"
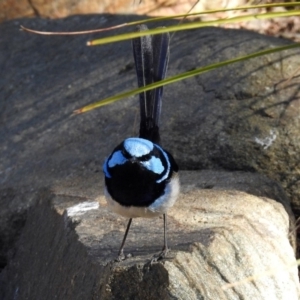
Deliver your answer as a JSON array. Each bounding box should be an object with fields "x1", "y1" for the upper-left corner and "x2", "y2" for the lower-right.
[
  {"x1": 108, "y1": 150, "x2": 127, "y2": 168},
  {"x1": 155, "y1": 144, "x2": 171, "y2": 183},
  {"x1": 103, "y1": 159, "x2": 111, "y2": 178},
  {"x1": 141, "y1": 156, "x2": 164, "y2": 174},
  {"x1": 124, "y1": 138, "x2": 153, "y2": 157}
]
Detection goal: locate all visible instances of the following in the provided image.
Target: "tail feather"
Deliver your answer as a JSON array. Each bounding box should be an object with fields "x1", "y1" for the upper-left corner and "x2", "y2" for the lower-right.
[
  {"x1": 132, "y1": 25, "x2": 153, "y2": 129},
  {"x1": 152, "y1": 31, "x2": 170, "y2": 128},
  {"x1": 132, "y1": 25, "x2": 170, "y2": 144}
]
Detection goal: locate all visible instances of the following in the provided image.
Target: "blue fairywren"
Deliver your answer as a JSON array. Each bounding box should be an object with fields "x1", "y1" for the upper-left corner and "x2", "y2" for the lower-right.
[{"x1": 103, "y1": 25, "x2": 179, "y2": 262}]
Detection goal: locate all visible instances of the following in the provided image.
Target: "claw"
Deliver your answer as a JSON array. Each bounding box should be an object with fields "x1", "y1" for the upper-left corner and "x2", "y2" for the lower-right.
[
  {"x1": 115, "y1": 249, "x2": 125, "y2": 262},
  {"x1": 150, "y1": 247, "x2": 169, "y2": 264},
  {"x1": 116, "y1": 255, "x2": 125, "y2": 262},
  {"x1": 115, "y1": 250, "x2": 133, "y2": 262}
]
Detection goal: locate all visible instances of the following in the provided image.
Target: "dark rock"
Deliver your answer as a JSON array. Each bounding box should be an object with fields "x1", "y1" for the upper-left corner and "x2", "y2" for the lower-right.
[
  {"x1": 0, "y1": 188, "x2": 34, "y2": 269},
  {"x1": 1, "y1": 15, "x2": 300, "y2": 210},
  {"x1": 0, "y1": 189, "x2": 107, "y2": 300}
]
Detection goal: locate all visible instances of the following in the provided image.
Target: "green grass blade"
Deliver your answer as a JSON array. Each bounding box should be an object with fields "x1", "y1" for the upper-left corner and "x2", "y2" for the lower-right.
[
  {"x1": 21, "y1": 3, "x2": 300, "y2": 39},
  {"x1": 124, "y1": 2, "x2": 300, "y2": 28},
  {"x1": 75, "y1": 42, "x2": 300, "y2": 114},
  {"x1": 88, "y1": 10, "x2": 300, "y2": 46}
]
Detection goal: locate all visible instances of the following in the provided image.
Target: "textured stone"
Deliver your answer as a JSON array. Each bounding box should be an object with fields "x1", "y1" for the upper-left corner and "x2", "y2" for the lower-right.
[
  {"x1": 0, "y1": 15, "x2": 300, "y2": 298},
  {"x1": 0, "y1": 188, "x2": 33, "y2": 269},
  {"x1": 0, "y1": 171, "x2": 298, "y2": 299},
  {"x1": 0, "y1": 0, "x2": 33, "y2": 22}
]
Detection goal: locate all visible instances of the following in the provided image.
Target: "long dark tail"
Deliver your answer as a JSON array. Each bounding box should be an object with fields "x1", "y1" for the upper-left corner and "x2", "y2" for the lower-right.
[{"x1": 132, "y1": 25, "x2": 170, "y2": 145}]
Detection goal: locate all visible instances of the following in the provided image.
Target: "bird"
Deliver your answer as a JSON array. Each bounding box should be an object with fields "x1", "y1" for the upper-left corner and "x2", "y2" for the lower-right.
[{"x1": 103, "y1": 24, "x2": 179, "y2": 262}]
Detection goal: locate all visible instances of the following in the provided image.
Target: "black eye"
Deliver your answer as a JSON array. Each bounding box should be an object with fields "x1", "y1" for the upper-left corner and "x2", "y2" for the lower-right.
[
  {"x1": 122, "y1": 148, "x2": 131, "y2": 159},
  {"x1": 140, "y1": 154, "x2": 151, "y2": 161}
]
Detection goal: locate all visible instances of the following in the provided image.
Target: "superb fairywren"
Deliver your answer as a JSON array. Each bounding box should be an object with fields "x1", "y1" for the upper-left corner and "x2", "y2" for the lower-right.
[{"x1": 103, "y1": 25, "x2": 179, "y2": 261}]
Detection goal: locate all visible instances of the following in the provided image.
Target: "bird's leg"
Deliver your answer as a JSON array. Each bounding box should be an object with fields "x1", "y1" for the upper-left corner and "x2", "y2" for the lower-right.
[
  {"x1": 151, "y1": 214, "x2": 169, "y2": 263},
  {"x1": 117, "y1": 218, "x2": 132, "y2": 261}
]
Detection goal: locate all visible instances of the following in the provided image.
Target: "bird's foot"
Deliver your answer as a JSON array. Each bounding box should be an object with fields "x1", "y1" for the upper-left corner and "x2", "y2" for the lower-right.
[
  {"x1": 116, "y1": 254, "x2": 125, "y2": 262},
  {"x1": 150, "y1": 247, "x2": 169, "y2": 264},
  {"x1": 115, "y1": 251, "x2": 132, "y2": 262}
]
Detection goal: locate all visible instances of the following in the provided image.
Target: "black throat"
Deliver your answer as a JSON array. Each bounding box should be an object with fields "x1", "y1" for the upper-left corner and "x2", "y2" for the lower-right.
[{"x1": 105, "y1": 161, "x2": 166, "y2": 207}]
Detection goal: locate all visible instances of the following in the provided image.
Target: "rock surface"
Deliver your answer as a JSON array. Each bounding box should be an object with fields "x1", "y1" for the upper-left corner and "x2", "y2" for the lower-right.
[
  {"x1": 0, "y1": 14, "x2": 300, "y2": 299},
  {"x1": 0, "y1": 170, "x2": 299, "y2": 299}
]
